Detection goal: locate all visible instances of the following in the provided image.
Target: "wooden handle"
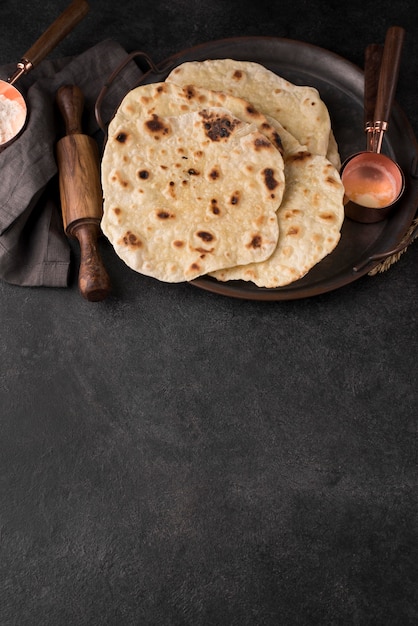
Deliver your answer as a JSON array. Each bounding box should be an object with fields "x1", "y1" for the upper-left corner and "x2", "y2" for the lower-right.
[
  {"x1": 364, "y1": 43, "x2": 383, "y2": 128},
  {"x1": 374, "y1": 26, "x2": 405, "y2": 124},
  {"x1": 56, "y1": 83, "x2": 84, "y2": 135},
  {"x1": 56, "y1": 84, "x2": 111, "y2": 301},
  {"x1": 23, "y1": 0, "x2": 89, "y2": 68},
  {"x1": 73, "y1": 222, "x2": 111, "y2": 302}
]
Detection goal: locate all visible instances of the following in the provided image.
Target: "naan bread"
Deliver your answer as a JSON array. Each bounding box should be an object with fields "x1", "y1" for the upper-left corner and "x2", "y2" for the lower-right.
[
  {"x1": 211, "y1": 119, "x2": 345, "y2": 287},
  {"x1": 101, "y1": 82, "x2": 286, "y2": 282},
  {"x1": 166, "y1": 58, "x2": 337, "y2": 163}
]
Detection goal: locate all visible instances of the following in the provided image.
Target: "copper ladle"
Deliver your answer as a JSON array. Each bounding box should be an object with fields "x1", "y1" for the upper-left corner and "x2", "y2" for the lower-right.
[
  {"x1": 341, "y1": 26, "x2": 406, "y2": 222},
  {"x1": 0, "y1": 0, "x2": 89, "y2": 151}
]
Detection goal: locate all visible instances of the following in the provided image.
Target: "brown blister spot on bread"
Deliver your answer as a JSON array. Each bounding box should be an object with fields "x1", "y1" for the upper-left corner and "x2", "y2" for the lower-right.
[
  {"x1": 255, "y1": 214, "x2": 267, "y2": 228},
  {"x1": 325, "y1": 174, "x2": 340, "y2": 187},
  {"x1": 208, "y1": 167, "x2": 220, "y2": 181},
  {"x1": 183, "y1": 84, "x2": 210, "y2": 104},
  {"x1": 230, "y1": 191, "x2": 240, "y2": 206},
  {"x1": 247, "y1": 234, "x2": 263, "y2": 249},
  {"x1": 318, "y1": 212, "x2": 337, "y2": 222},
  {"x1": 183, "y1": 85, "x2": 196, "y2": 100},
  {"x1": 187, "y1": 168, "x2": 200, "y2": 176},
  {"x1": 232, "y1": 70, "x2": 243, "y2": 80},
  {"x1": 111, "y1": 171, "x2": 131, "y2": 189},
  {"x1": 157, "y1": 210, "x2": 176, "y2": 220},
  {"x1": 167, "y1": 181, "x2": 176, "y2": 198},
  {"x1": 187, "y1": 262, "x2": 201, "y2": 276},
  {"x1": 196, "y1": 231, "x2": 215, "y2": 243},
  {"x1": 115, "y1": 132, "x2": 129, "y2": 144},
  {"x1": 120, "y1": 231, "x2": 142, "y2": 249},
  {"x1": 199, "y1": 110, "x2": 240, "y2": 142},
  {"x1": 284, "y1": 209, "x2": 302, "y2": 218},
  {"x1": 302, "y1": 97, "x2": 316, "y2": 107},
  {"x1": 144, "y1": 113, "x2": 171, "y2": 138},
  {"x1": 211, "y1": 199, "x2": 221, "y2": 215},
  {"x1": 262, "y1": 168, "x2": 280, "y2": 191},
  {"x1": 113, "y1": 207, "x2": 122, "y2": 222},
  {"x1": 245, "y1": 105, "x2": 258, "y2": 117},
  {"x1": 173, "y1": 240, "x2": 185, "y2": 248},
  {"x1": 287, "y1": 226, "x2": 300, "y2": 236},
  {"x1": 260, "y1": 124, "x2": 283, "y2": 153},
  {"x1": 312, "y1": 193, "x2": 321, "y2": 207},
  {"x1": 254, "y1": 137, "x2": 273, "y2": 151},
  {"x1": 138, "y1": 169, "x2": 150, "y2": 180},
  {"x1": 272, "y1": 132, "x2": 284, "y2": 154},
  {"x1": 286, "y1": 150, "x2": 312, "y2": 164}
]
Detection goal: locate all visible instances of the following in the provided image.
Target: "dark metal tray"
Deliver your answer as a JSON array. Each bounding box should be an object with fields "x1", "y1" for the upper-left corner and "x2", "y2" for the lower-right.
[{"x1": 99, "y1": 36, "x2": 418, "y2": 300}]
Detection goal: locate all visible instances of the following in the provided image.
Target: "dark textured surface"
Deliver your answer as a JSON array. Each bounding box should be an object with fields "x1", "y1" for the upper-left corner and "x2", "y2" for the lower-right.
[{"x1": 1, "y1": 1, "x2": 417, "y2": 625}]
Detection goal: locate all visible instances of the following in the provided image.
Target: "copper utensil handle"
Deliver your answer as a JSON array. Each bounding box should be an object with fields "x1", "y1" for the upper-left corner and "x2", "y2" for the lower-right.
[
  {"x1": 374, "y1": 25, "x2": 405, "y2": 125},
  {"x1": 364, "y1": 43, "x2": 383, "y2": 129},
  {"x1": 23, "y1": 0, "x2": 89, "y2": 69},
  {"x1": 95, "y1": 50, "x2": 163, "y2": 132},
  {"x1": 353, "y1": 217, "x2": 418, "y2": 272},
  {"x1": 56, "y1": 85, "x2": 111, "y2": 302}
]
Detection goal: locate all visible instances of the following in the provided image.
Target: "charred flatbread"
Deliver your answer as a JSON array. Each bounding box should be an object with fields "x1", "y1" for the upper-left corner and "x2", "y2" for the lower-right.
[
  {"x1": 211, "y1": 121, "x2": 345, "y2": 287},
  {"x1": 166, "y1": 58, "x2": 340, "y2": 168},
  {"x1": 101, "y1": 82, "x2": 285, "y2": 282}
]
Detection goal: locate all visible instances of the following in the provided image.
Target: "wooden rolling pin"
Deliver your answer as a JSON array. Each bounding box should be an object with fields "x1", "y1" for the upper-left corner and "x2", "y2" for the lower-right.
[{"x1": 56, "y1": 84, "x2": 111, "y2": 301}]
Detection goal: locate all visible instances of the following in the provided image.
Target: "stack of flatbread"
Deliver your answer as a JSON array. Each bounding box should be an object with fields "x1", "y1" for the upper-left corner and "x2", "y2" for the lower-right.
[{"x1": 101, "y1": 59, "x2": 345, "y2": 288}]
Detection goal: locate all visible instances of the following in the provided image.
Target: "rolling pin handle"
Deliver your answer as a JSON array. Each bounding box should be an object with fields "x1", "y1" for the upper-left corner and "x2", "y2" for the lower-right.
[
  {"x1": 56, "y1": 84, "x2": 84, "y2": 135},
  {"x1": 71, "y1": 222, "x2": 111, "y2": 302}
]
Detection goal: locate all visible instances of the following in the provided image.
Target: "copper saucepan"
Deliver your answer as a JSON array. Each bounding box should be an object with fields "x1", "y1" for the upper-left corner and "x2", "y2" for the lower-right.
[
  {"x1": 0, "y1": 0, "x2": 89, "y2": 151},
  {"x1": 341, "y1": 26, "x2": 406, "y2": 222}
]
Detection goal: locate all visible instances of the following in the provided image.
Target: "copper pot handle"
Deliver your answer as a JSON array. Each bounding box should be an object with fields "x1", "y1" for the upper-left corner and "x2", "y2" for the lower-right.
[
  {"x1": 353, "y1": 215, "x2": 418, "y2": 272},
  {"x1": 94, "y1": 51, "x2": 163, "y2": 132}
]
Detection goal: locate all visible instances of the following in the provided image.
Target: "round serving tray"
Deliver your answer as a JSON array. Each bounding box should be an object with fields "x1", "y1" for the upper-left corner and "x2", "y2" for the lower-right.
[{"x1": 99, "y1": 36, "x2": 418, "y2": 300}]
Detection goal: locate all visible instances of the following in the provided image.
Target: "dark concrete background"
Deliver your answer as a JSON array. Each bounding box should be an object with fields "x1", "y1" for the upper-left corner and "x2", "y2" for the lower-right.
[{"x1": 1, "y1": 1, "x2": 417, "y2": 624}]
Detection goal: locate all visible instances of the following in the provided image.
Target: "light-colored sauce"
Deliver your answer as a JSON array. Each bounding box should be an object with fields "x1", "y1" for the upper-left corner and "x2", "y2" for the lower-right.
[{"x1": 342, "y1": 158, "x2": 400, "y2": 209}]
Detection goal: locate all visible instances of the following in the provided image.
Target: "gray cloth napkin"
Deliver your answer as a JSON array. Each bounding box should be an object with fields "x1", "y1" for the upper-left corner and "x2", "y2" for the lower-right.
[{"x1": 0, "y1": 39, "x2": 143, "y2": 287}]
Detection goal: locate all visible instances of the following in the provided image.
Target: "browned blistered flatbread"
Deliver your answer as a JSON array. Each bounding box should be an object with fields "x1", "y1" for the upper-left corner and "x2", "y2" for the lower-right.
[{"x1": 101, "y1": 81, "x2": 285, "y2": 283}]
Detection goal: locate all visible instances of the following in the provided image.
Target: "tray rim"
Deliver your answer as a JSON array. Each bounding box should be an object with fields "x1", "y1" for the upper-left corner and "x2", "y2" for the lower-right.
[{"x1": 99, "y1": 35, "x2": 418, "y2": 301}]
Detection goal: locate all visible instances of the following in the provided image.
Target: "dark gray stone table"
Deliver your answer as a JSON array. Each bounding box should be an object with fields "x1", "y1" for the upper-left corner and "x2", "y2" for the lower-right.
[{"x1": 1, "y1": 1, "x2": 417, "y2": 624}]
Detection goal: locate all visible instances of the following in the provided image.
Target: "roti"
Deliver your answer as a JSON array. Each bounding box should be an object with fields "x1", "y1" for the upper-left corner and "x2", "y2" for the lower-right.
[
  {"x1": 165, "y1": 60, "x2": 344, "y2": 287},
  {"x1": 166, "y1": 58, "x2": 338, "y2": 165},
  {"x1": 211, "y1": 120, "x2": 345, "y2": 287},
  {"x1": 101, "y1": 81, "x2": 286, "y2": 282}
]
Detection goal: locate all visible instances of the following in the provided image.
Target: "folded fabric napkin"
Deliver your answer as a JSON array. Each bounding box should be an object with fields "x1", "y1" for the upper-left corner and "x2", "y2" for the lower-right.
[{"x1": 0, "y1": 39, "x2": 143, "y2": 287}]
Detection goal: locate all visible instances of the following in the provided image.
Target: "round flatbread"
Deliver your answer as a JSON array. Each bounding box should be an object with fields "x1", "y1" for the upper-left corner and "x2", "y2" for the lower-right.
[
  {"x1": 211, "y1": 120, "x2": 345, "y2": 287},
  {"x1": 101, "y1": 82, "x2": 286, "y2": 282},
  {"x1": 166, "y1": 58, "x2": 335, "y2": 161}
]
